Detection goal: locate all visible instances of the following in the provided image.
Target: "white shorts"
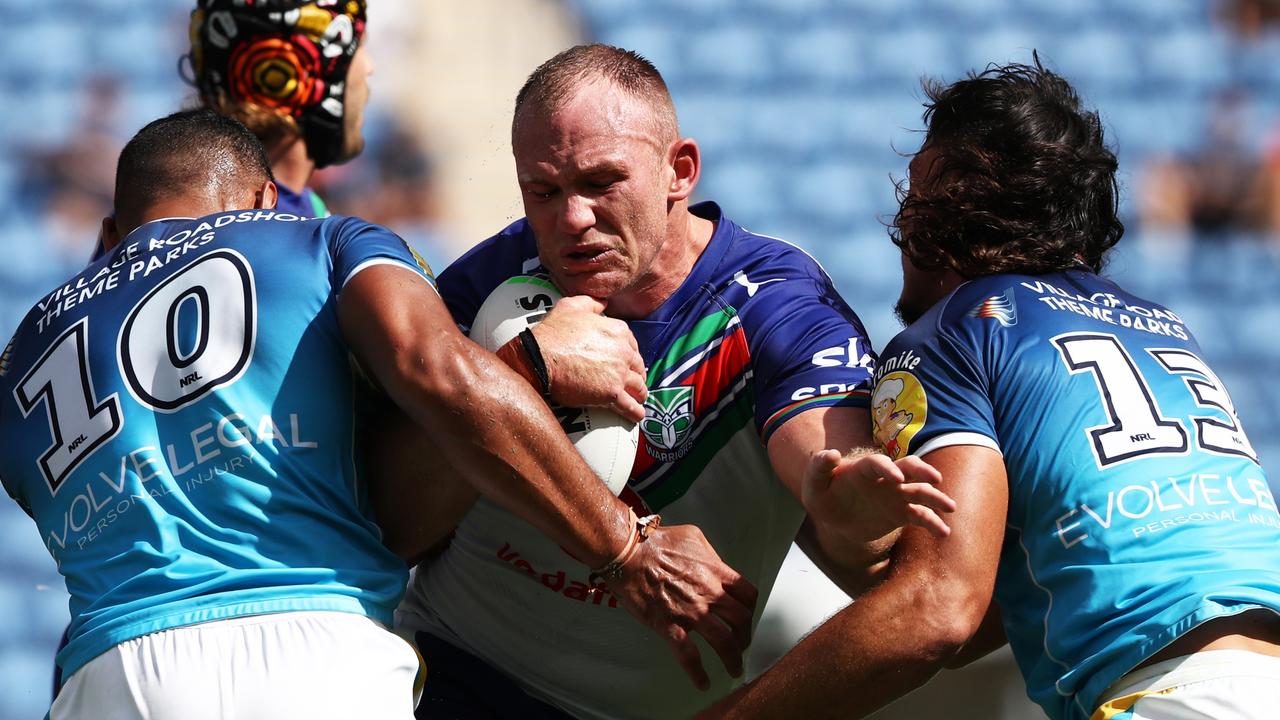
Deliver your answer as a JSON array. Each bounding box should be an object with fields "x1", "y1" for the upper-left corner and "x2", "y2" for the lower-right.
[
  {"x1": 50, "y1": 611, "x2": 422, "y2": 720},
  {"x1": 1091, "y1": 649, "x2": 1280, "y2": 720}
]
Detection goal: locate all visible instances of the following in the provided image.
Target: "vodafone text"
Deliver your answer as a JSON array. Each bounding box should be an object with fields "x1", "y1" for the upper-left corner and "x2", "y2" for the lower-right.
[{"x1": 496, "y1": 542, "x2": 620, "y2": 608}]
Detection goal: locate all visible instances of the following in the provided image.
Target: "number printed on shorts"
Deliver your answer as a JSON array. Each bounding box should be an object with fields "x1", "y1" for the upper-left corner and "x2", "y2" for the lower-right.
[
  {"x1": 1053, "y1": 332, "x2": 1257, "y2": 467},
  {"x1": 119, "y1": 250, "x2": 257, "y2": 411}
]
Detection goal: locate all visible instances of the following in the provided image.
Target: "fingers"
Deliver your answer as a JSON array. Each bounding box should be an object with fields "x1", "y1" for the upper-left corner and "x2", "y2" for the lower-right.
[
  {"x1": 560, "y1": 294, "x2": 607, "y2": 315},
  {"x1": 801, "y1": 449, "x2": 842, "y2": 496},
  {"x1": 613, "y1": 387, "x2": 646, "y2": 423},
  {"x1": 695, "y1": 612, "x2": 746, "y2": 680},
  {"x1": 713, "y1": 584, "x2": 756, "y2": 654},
  {"x1": 664, "y1": 624, "x2": 711, "y2": 691},
  {"x1": 905, "y1": 502, "x2": 952, "y2": 538},
  {"x1": 895, "y1": 481, "x2": 957, "y2": 515}
]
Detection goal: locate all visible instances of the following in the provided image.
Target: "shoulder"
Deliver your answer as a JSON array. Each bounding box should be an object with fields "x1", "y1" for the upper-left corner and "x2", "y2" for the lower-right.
[
  {"x1": 436, "y1": 219, "x2": 540, "y2": 325},
  {"x1": 438, "y1": 219, "x2": 538, "y2": 288}
]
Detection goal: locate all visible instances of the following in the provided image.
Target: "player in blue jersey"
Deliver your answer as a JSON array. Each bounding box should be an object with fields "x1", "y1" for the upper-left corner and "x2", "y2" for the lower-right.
[
  {"x1": 705, "y1": 61, "x2": 1280, "y2": 720},
  {"x1": 0, "y1": 109, "x2": 756, "y2": 719},
  {"x1": 392, "y1": 44, "x2": 957, "y2": 720},
  {"x1": 186, "y1": 0, "x2": 370, "y2": 217},
  {"x1": 83, "y1": 0, "x2": 365, "y2": 272}
]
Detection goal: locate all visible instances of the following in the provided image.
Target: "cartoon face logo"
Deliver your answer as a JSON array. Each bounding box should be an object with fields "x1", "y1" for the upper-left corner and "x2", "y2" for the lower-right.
[
  {"x1": 641, "y1": 385, "x2": 695, "y2": 452},
  {"x1": 871, "y1": 372, "x2": 928, "y2": 460}
]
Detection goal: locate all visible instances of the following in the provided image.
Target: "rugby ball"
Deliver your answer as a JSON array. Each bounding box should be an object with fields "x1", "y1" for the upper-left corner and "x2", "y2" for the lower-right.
[{"x1": 470, "y1": 276, "x2": 638, "y2": 495}]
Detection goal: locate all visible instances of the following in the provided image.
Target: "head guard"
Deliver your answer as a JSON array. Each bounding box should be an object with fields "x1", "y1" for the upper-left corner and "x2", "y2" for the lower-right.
[{"x1": 187, "y1": 0, "x2": 367, "y2": 168}]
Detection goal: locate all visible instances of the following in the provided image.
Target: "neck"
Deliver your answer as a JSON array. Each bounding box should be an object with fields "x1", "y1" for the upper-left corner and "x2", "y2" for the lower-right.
[
  {"x1": 607, "y1": 201, "x2": 714, "y2": 319},
  {"x1": 268, "y1": 135, "x2": 315, "y2": 194}
]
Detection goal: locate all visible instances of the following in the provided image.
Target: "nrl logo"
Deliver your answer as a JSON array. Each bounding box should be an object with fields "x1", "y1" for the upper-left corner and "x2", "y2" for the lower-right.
[{"x1": 642, "y1": 385, "x2": 696, "y2": 454}]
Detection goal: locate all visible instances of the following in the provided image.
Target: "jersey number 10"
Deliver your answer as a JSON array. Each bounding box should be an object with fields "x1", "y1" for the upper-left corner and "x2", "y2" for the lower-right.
[{"x1": 14, "y1": 251, "x2": 256, "y2": 494}]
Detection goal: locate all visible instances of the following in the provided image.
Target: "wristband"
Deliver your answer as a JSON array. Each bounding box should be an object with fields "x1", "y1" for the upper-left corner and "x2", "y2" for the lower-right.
[
  {"x1": 589, "y1": 512, "x2": 662, "y2": 586},
  {"x1": 518, "y1": 328, "x2": 553, "y2": 401}
]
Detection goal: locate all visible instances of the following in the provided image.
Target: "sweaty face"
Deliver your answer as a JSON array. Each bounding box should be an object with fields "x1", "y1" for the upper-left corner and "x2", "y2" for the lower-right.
[
  {"x1": 339, "y1": 45, "x2": 373, "y2": 162},
  {"x1": 513, "y1": 79, "x2": 674, "y2": 300}
]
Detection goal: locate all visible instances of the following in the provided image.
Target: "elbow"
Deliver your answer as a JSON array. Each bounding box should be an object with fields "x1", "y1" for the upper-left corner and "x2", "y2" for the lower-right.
[{"x1": 910, "y1": 585, "x2": 990, "y2": 666}]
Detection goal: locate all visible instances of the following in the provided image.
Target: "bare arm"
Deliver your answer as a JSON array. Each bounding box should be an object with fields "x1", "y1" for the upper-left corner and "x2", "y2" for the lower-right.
[
  {"x1": 339, "y1": 264, "x2": 757, "y2": 687},
  {"x1": 702, "y1": 444, "x2": 1006, "y2": 719},
  {"x1": 767, "y1": 407, "x2": 955, "y2": 596}
]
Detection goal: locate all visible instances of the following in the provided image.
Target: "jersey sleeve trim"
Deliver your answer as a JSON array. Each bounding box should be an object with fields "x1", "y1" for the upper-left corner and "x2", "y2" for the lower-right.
[
  {"x1": 341, "y1": 258, "x2": 439, "y2": 294},
  {"x1": 914, "y1": 431, "x2": 1001, "y2": 458},
  {"x1": 761, "y1": 389, "x2": 871, "y2": 445}
]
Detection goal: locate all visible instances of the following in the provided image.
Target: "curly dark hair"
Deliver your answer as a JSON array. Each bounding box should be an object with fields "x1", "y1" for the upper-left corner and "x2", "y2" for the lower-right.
[{"x1": 891, "y1": 57, "x2": 1124, "y2": 277}]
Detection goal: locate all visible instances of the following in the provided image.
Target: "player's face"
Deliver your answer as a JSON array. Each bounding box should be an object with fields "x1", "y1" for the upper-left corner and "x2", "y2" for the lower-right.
[
  {"x1": 513, "y1": 79, "x2": 676, "y2": 301},
  {"x1": 339, "y1": 45, "x2": 373, "y2": 162},
  {"x1": 894, "y1": 146, "x2": 951, "y2": 325}
]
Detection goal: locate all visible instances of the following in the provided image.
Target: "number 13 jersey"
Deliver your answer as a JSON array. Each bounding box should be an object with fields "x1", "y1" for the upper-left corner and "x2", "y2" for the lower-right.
[{"x1": 873, "y1": 268, "x2": 1280, "y2": 720}]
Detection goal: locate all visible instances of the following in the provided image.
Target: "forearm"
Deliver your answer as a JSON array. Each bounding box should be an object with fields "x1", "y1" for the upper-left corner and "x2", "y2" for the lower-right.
[
  {"x1": 705, "y1": 556, "x2": 972, "y2": 719},
  {"x1": 798, "y1": 520, "x2": 899, "y2": 597},
  {"x1": 384, "y1": 332, "x2": 630, "y2": 567}
]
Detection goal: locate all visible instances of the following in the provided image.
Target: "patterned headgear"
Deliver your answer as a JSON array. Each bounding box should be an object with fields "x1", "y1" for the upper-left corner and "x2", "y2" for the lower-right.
[{"x1": 187, "y1": 0, "x2": 368, "y2": 168}]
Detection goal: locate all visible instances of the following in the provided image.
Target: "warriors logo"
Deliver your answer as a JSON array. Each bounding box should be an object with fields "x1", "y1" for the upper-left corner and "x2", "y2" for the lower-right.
[
  {"x1": 642, "y1": 385, "x2": 695, "y2": 457},
  {"x1": 872, "y1": 372, "x2": 927, "y2": 460}
]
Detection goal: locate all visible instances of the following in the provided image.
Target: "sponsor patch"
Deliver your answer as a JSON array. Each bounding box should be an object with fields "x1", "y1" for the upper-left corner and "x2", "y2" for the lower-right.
[
  {"x1": 872, "y1": 371, "x2": 927, "y2": 460},
  {"x1": 968, "y1": 287, "x2": 1017, "y2": 327}
]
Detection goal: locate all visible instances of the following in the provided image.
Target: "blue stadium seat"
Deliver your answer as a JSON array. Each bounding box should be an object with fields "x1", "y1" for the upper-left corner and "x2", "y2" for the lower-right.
[
  {"x1": 0, "y1": 644, "x2": 58, "y2": 720},
  {"x1": 682, "y1": 23, "x2": 775, "y2": 86},
  {"x1": 773, "y1": 25, "x2": 861, "y2": 87},
  {"x1": 600, "y1": 22, "x2": 683, "y2": 83}
]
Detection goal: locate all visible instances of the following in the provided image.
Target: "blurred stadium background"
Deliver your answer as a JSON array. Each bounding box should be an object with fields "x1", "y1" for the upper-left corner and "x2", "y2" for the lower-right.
[{"x1": 2, "y1": 1, "x2": 1279, "y2": 718}]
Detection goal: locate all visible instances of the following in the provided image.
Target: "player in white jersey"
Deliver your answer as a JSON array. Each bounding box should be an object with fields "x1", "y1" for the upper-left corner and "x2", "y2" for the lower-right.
[
  {"x1": 393, "y1": 44, "x2": 959, "y2": 719},
  {"x1": 0, "y1": 109, "x2": 756, "y2": 719}
]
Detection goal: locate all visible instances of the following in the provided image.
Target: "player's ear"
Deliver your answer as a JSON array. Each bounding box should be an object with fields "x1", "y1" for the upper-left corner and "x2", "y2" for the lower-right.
[
  {"x1": 256, "y1": 180, "x2": 279, "y2": 210},
  {"x1": 100, "y1": 216, "x2": 120, "y2": 253},
  {"x1": 667, "y1": 137, "x2": 700, "y2": 202}
]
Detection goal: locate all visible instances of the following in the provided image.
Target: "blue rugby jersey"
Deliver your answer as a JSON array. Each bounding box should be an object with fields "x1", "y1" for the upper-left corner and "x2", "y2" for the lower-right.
[
  {"x1": 873, "y1": 268, "x2": 1280, "y2": 720},
  {"x1": 399, "y1": 201, "x2": 877, "y2": 719},
  {"x1": 0, "y1": 209, "x2": 434, "y2": 679}
]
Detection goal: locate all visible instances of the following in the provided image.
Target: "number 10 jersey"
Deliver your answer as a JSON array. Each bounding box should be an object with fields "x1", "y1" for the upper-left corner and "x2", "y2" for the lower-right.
[{"x1": 0, "y1": 211, "x2": 433, "y2": 680}]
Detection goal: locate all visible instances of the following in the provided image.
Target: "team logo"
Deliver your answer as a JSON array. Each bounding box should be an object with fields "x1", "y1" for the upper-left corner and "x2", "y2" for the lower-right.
[
  {"x1": 872, "y1": 372, "x2": 927, "y2": 460},
  {"x1": 968, "y1": 288, "x2": 1018, "y2": 327},
  {"x1": 642, "y1": 385, "x2": 696, "y2": 454}
]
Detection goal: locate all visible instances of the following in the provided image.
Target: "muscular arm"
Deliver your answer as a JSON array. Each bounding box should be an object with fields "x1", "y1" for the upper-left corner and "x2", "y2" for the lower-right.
[
  {"x1": 768, "y1": 407, "x2": 955, "y2": 596},
  {"x1": 340, "y1": 264, "x2": 757, "y2": 687},
  {"x1": 703, "y1": 444, "x2": 1006, "y2": 719},
  {"x1": 340, "y1": 265, "x2": 630, "y2": 566}
]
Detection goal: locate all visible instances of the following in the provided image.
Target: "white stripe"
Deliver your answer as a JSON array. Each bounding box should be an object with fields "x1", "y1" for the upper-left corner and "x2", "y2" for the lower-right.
[
  {"x1": 341, "y1": 258, "x2": 437, "y2": 293},
  {"x1": 658, "y1": 316, "x2": 743, "y2": 388},
  {"x1": 913, "y1": 432, "x2": 1001, "y2": 458},
  {"x1": 1005, "y1": 518, "x2": 1076, "y2": 699}
]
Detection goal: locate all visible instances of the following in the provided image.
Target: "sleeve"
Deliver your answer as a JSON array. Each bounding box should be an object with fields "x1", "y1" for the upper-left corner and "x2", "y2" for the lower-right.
[
  {"x1": 326, "y1": 216, "x2": 437, "y2": 292},
  {"x1": 872, "y1": 319, "x2": 1001, "y2": 461},
  {"x1": 435, "y1": 230, "x2": 538, "y2": 332},
  {"x1": 747, "y1": 272, "x2": 878, "y2": 445}
]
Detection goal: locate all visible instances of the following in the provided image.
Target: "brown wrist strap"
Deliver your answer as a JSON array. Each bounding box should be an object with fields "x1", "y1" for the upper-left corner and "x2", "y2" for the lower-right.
[{"x1": 589, "y1": 511, "x2": 662, "y2": 587}]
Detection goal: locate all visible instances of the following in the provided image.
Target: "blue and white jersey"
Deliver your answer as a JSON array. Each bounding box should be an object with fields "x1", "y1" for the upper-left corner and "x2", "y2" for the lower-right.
[
  {"x1": 872, "y1": 268, "x2": 1280, "y2": 720},
  {"x1": 0, "y1": 210, "x2": 434, "y2": 680}
]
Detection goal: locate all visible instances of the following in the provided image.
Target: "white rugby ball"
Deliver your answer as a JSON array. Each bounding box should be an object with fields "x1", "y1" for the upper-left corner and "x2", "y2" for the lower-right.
[{"x1": 470, "y1": 276, "x2": 638, "y2": 495}]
